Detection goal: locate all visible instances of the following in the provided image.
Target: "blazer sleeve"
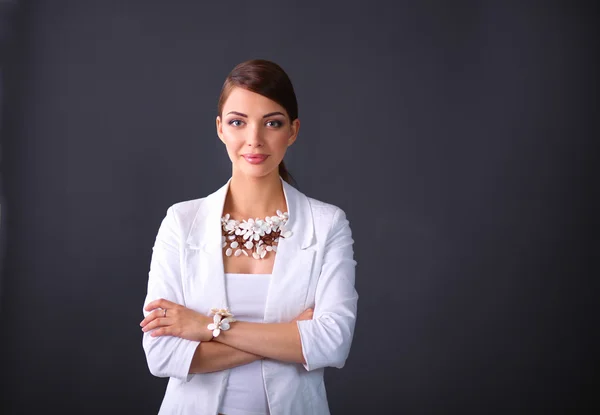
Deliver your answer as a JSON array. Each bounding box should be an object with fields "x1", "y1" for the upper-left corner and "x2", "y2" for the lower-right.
[
  {"x1": 296, "y1": 207, "x2": 358, "y2": 371},
  {"x1": 141, "y1": 206, "x2": 200, "y2": 382}
]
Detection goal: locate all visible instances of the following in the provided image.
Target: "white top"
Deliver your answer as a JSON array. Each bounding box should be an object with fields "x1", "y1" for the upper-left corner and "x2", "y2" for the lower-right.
[{"x1": 219, "y1": 273, "x2": 271, "y2": 415}]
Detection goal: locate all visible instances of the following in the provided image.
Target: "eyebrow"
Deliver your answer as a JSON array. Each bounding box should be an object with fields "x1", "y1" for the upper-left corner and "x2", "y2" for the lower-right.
[
  {"x1": 262, "y1": 112, "x2": 286, "y2": 118},
  {"x1": 226, "y1": 111, "x2": 286, "y2": 118}
]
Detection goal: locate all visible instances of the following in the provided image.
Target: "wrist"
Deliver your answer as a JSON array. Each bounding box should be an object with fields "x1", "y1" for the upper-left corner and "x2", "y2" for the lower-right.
[{"x1": 206, "y1": 307, "x2": 236, "y2": 341}]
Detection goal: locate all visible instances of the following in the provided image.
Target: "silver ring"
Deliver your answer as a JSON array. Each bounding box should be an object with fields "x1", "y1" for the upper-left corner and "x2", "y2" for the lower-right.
[{"x1": 163, "y1": 309, "x2": 167, "y2": 318}]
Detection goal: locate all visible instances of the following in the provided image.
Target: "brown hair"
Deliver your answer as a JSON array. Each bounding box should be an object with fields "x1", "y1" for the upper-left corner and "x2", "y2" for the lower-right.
[{"x1": 217, "y1": 59, "x2": 297, "y2": 185}]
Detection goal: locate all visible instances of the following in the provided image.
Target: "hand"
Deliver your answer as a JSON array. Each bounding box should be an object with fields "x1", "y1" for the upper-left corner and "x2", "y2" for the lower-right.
[
  {"x1": 141, "y1": 298, "x2": 214, "y2": 342},
  {"x1": 291, "y1": 308, "x2": 314, "y2": 322}
]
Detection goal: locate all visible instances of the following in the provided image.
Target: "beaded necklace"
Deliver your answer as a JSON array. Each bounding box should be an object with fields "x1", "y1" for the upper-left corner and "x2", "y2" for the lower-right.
[{"x1": 221, "y1": 210, "x2": 292, "y2": 260}]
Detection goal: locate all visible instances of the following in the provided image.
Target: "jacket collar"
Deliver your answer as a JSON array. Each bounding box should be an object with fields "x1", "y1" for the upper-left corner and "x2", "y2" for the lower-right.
[{"x1": 185, "y1": 176, "x2": 315, "y2": 251}]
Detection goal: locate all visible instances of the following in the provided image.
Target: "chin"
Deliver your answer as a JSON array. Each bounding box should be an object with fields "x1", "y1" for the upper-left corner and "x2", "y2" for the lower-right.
[{"x1": 237, "y1": 165, "x2": 278, "y2": 179}]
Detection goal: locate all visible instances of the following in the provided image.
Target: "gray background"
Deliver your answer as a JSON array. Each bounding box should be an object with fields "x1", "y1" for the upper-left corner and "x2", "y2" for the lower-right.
[{"x1": 0, "y1": 1, "x2": 597, "y2": 414}]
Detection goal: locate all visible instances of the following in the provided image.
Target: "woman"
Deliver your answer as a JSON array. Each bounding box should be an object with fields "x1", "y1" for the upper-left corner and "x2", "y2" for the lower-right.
[{"x1": 140, "y1": 59, "x2": 358, "y2": 415}]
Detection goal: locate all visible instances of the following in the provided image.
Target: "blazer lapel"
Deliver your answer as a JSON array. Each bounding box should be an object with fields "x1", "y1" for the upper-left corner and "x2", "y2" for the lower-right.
[
  {"x1": 264, "y1": 179, "x2": 316, "y2": 323},
  {"x1": 184, "y1": 179, "x2": 230, "y2": 313}
]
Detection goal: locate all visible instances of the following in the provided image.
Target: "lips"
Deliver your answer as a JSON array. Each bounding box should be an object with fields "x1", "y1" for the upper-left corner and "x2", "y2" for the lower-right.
[{"x1": 242, "y1": 154, "x2": 269, "y2": 164}]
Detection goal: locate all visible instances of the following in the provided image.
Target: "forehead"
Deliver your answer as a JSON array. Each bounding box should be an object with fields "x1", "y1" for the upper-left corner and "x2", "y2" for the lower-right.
[{"x1": 222, "y1": 87, "x2": 286, "y2": 116}]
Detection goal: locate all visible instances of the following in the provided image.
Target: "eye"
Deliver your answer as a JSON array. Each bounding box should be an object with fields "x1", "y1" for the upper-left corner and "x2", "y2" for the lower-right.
[
  {"x1": 228, "y1": 119, "x2": 244, "y2": 127},
  {"x1": 266, "y1": 120, "x2": 283, "y2": 128}
]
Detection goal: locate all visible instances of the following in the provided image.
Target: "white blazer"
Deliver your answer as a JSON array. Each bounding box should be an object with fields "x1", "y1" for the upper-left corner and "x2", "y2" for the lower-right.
[{"x1": 142, "y1": 177, "x2": 358, "y2": 415}]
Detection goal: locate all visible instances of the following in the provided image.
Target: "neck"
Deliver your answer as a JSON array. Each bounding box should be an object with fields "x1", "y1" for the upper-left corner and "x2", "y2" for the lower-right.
[{"x1": 224, "y1": 171, "x2": 287, "y2": 219}]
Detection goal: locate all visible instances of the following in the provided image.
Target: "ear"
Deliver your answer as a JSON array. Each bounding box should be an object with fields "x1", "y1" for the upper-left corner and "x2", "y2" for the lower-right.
[
  {"x1": 287, "y1": 118, "x2": 300, "y2": 147},
  {"x1": 216, "y1": 116, "x2": 225, "y2": 143}
]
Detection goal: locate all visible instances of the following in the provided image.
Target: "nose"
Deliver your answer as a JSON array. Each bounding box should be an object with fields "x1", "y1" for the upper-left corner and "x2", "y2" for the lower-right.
[{"x1": 246, "y1": 124, "x2": 264, "y2": 148}]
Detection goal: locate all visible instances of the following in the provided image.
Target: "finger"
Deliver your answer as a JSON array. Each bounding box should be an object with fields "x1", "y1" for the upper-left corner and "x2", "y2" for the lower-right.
[
  {"x1": 140, "y1": 309, "x2": 165, "y2": 327},
  {"x1": 145, "y1": 298, "x2": 178, "y2": 312},
  {"x1": 150, "y1": 327, "x2": 170, "y2": 337},
  {"x1": 144, "y1": 298, "x2": 169, "y2": 312},
  {"x1": 141, "y1": 317, "x2": 171, "y2": 332}
]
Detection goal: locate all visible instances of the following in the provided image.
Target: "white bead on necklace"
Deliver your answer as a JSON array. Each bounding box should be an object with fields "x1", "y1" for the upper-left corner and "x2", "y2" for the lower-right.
[{"x1": 221, "y1": 210, "x2": 292, "y2": 259}]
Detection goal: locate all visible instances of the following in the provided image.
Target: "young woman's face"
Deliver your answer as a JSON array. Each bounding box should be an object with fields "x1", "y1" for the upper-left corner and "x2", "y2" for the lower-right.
[{"x1": 216, "y1": 87, "x2": 299, "y2": 180}]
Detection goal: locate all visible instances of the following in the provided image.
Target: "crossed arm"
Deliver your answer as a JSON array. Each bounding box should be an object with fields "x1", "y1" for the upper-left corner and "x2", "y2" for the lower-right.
[
  {"x1": 140, "y1": 301, "x2": 313, "y2": 374},
  {"x1": 141, "y1": 206, "x2": 357, "y2": 379},
  {"x1": 188, "y1": 342, "x2": 260, "y2": 374}
]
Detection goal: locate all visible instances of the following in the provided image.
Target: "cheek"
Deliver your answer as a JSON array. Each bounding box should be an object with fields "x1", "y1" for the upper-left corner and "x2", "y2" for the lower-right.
[
  {"x1": 222, "y1": 130, "x2": 244, "y2": 149},
  {"x1": 225, "y1": 143, "x2": 243, "y2": 159},
  {"x1": 274, "y1": 134, "x2": 291, "y2": 151}
]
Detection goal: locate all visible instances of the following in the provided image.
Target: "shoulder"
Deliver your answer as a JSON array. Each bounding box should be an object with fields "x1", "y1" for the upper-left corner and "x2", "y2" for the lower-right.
[
  {"x1": 303, "y1": 193, "x2": 351, "y2": 234},
  {"x1": 169, "y1": 197, "x2": 206, "y2": 220},
  {"x1": 159, "y1": 196, "x2": 209, "y2": 237},
  {"x1": 284, "y1": 181, "x2": 339, "y2": 217},
  {"x1": 302, "y1": 193, "x2": 354, "y2": 254},
  {"x1": 283, "y1": 181, "x2": 349, "y2": 230},
  {"x1": 306, "y1": 195, "x2": 342, "y2": 219}
]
